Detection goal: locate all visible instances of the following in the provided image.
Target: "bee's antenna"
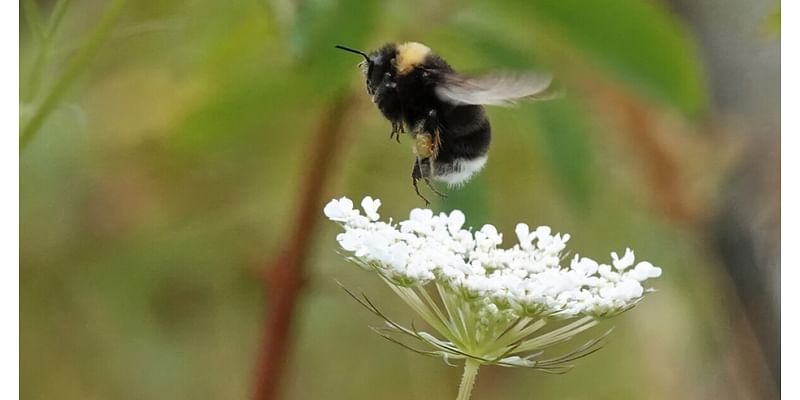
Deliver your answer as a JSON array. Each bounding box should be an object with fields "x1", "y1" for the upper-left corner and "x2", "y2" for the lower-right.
[{"x1": 335, "y1": 45, "x2": 370, "y2": 62}]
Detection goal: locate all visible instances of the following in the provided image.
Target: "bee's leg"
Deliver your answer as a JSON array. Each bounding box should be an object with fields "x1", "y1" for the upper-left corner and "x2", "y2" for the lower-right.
[
  {"x1": 423, "y1": 177, "x2": 447, "y2": 198},
  {"x1": 390, "y1": 121, "x2": 403, "y2": 142},
  {"x1": 425, "y1": 110, "x2": 442, "y2": 159},
  {"x1": 431, "y1": 129, "x2": 442, "y2": 159},
  {"x1": 411, "y1": 159, "x2": 431, "y2": 206},
  {"x1": 419, "y1": 110, "x2": 447, "y2": 198},
  {"x1": 422, "y1": 156, "x2": 447, "y2": 198},
  {"x1": 397, "y1": 121, "x2": 405, "y2": 143}
]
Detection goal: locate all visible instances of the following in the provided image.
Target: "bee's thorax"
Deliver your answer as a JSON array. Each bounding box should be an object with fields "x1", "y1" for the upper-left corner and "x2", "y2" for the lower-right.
[{"x1": 395, "y1": 42, "x2": 431, "y2": 75}]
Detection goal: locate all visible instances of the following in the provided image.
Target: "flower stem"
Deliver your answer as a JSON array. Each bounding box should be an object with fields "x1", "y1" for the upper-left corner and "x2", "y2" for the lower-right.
[{"x1": 456, "y1": 359, "x2": 480, "y2": 400}]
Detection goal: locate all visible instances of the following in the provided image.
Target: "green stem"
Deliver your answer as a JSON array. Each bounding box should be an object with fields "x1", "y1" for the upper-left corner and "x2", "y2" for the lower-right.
[
  {"x1": 23, "y1": 0, "x2": 73, "y2": 102},
  {"x1": 456, "y1": 359, "x2": 480, "y2": 400},
  {"x1": 20, "y1": 0, "x2": 127, "y2": 151},
  {"x1": 46, "y1": 0, "x2": 73, "y2": 39},
  {"x1": 21, "y1": 0, "x2": 46, "y2": 41}
]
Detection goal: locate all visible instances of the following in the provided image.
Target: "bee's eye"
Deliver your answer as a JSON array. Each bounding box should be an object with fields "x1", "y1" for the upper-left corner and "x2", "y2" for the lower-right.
[{"x1": 367, "y1": 64, "x2": 376, "y2": 81}]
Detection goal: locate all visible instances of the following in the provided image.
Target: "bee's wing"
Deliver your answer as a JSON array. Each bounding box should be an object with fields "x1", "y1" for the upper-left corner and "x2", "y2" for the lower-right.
[{"x1": 434, "y1": 71, "x2": 555, "y2": 106}]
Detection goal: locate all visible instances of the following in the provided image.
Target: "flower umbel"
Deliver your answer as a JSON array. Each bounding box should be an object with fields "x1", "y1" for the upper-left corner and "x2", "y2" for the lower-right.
[{"x1": 325, "y1": 196, "x2": 661, "y2": 396}]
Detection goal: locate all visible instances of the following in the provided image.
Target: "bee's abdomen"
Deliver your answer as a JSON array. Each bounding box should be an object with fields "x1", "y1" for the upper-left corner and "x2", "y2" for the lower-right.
[
  {"x1": 439, "y1": 110, "x2": 491, "y2": 160},
  {"x1": 431, "y1": 115, "x2": 491, "y2": 186},
  {"x1": 433, "y1": 156, "x2": 489, "y2": 187}
]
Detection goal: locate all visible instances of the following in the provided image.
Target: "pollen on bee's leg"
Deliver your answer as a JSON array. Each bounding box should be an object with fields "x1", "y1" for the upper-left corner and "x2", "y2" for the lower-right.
[{"x1": 414, "y1": 134, "x2": 434, "y2": 158}]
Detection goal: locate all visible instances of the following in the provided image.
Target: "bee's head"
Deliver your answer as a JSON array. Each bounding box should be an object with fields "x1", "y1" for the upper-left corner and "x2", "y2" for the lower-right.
[{"x1": 335, "y1": 44, "x2": 399, "y2": 96}]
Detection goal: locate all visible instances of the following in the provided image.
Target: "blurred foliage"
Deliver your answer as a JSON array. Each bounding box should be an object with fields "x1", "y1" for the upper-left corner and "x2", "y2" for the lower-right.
[
  {"x1": 20, "y1": 0, "x2": 777, "y2": 399},
  {"x1": 520, "y1": 0, "x2": 706, "y2": 114},
  {"x1": 766, "y1": 4, "x2": 780, "y2": 36}
]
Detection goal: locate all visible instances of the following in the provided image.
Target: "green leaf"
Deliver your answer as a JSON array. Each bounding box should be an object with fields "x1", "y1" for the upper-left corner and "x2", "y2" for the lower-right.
[
  {"x1": 528, "y1": 98, "x2": 594, "y2": 209},
  {"x1": 452, "y1": 22, "x2": 540, "y2": 69},
  {"x1": 516, "y1": 0, "x2": 707, "y2": 114},
  {"x1": 289, "y1": 0, "x2": 378, "y2": 95},
  {"x1": 439, "y1": 173, "x2": 490, "y2": 228},
  {"x1": 172, "y1": 77, "x2": 290, "y2": 151}
]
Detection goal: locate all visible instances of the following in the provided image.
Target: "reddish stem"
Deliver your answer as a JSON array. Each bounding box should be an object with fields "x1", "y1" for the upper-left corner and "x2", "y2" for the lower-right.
[{"x1": 252, "y1": 93, "x2": 357, "y2": 400}]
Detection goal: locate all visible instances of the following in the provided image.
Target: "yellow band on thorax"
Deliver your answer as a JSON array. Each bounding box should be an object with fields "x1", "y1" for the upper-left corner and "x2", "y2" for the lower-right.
[{"x1": 396, "y1": 42, "x2": 431, "y2": 75}]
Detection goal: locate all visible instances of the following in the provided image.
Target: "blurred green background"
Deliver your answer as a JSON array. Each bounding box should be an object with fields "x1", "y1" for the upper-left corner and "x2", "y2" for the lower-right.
[{"x1": 20, "y1": 0, "x2": 780, "y2": 399}]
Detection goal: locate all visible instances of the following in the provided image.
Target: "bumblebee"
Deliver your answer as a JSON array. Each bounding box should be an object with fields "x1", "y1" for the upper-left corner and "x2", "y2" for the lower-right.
[{"x1": 336, "y1": 42, "x2": 553, "y2": 204}]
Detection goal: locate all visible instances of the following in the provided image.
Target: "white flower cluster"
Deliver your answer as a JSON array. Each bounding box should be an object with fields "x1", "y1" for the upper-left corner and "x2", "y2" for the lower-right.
[{"x1": 325, "y1": 196, "x2": 661, "y2": 318}]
